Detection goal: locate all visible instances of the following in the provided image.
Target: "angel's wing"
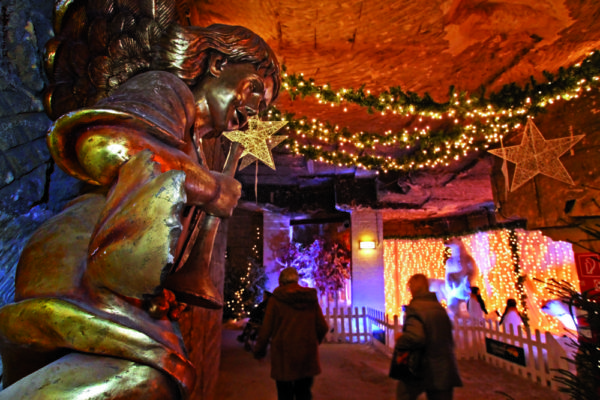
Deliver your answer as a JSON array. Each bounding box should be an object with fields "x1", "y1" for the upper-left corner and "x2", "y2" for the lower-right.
[{"x1": 44, "y1": 0, "x2": 188, "y2": 120}]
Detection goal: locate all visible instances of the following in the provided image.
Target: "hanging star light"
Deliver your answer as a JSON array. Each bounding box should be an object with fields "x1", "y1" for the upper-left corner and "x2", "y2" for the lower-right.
[
  {"x1": 223, "y1": 117, "x2": 288, "y2": 170},
  {"x1": 238, "y1": 134, "x2": 288, "y2": 170},
  {"x1": 488, "y1": 119, "x2": 584, "y2": 192}
]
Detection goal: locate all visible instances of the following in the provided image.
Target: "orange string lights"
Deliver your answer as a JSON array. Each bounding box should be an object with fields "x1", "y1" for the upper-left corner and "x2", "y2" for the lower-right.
[{"x1": 383, "y1": 229, "x2": 580, "y2": 334}]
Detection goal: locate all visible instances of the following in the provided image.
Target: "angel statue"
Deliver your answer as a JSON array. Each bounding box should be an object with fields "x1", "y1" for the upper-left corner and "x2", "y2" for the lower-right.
[{"x1": 0, "y1": 0, "x2": 281, "y2": 398}]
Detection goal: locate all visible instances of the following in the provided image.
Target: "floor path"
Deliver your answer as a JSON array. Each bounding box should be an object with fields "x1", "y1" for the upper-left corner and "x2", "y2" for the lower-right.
[{"x1": 215, "y1": 328, "x2": 565, "y2": 400}]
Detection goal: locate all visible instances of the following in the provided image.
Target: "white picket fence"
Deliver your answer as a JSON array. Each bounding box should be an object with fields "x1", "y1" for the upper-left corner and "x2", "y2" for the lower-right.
[
  {"x1": 322, "y1": 306, "x2": 570, "y2": 393},
  {"x1": 323, "y1": 306, "x2": 371, "y2": 344},
  {"x1": 452, "y1": 318, "x2": 570, "y2": 392}
]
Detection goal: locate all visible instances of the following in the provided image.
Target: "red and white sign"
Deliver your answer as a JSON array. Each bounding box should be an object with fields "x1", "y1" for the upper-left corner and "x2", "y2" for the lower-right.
[{"x1": 574, "y1": 252, "x2": 600, "y2": 293}]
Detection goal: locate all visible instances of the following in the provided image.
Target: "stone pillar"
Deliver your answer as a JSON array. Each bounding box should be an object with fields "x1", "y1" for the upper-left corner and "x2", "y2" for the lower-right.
[
  {"x1": 350, "y1": 209, "x2": 385, "y2": 311},
  {"x1": 263, "y1": 212, "x2": 291, "y2": 292}
]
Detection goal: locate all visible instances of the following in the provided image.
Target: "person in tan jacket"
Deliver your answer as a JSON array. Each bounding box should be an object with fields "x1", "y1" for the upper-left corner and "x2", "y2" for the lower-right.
[{"x1": 254, "y1": 267, "x2": 329, "y2": 400}]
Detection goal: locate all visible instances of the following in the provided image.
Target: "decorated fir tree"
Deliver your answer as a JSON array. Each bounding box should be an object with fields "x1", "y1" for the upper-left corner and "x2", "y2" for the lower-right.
[
  {"x1": 545, "y1": 279, "x2": 600, "y2": 400},
  {"x1": 224, "y1": 254, "x2": 267, "y2": 321},
  {"x1": 275, "y1": 237, "x2": 351, "y2": 306}
]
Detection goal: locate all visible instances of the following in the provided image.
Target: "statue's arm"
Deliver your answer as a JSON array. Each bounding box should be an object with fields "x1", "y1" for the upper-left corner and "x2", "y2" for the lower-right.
[{"x1": 75, "y1": 127, "x2": 240, "y2": 217}]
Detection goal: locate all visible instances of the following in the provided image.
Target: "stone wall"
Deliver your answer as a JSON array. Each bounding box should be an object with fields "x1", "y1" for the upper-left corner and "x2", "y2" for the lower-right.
[{"x1": 0, "y1": 0, "x2": 83, "y2": 306}]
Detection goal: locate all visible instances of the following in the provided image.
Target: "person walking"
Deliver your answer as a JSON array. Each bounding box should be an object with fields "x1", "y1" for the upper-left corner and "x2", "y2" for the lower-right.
[
  {"x1": 394, "y1": 273, "x2": 462, "y2": 400},
  {"x1": 254, "y1": 267, "x2": 329, "y2": 400}
]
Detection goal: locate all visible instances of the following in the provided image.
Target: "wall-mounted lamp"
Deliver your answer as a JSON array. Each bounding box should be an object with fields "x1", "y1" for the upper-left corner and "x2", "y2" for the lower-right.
[{"x1": 359, "y1": 241, "x2": 376, "y2": 249}]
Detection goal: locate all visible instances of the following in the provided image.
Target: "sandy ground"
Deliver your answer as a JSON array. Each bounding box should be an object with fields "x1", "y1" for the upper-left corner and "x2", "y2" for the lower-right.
[{"x1": 215, "y1": 328, "x2": 565, "y2": 400}]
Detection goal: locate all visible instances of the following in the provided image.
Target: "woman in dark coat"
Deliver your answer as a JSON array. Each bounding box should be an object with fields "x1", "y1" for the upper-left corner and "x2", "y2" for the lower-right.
[
  {"x1": 254, "y1": 267, "x2": 329, "y2": 400},
  {"x1": 394, "y1": 273, "x2": 462, "y2": 400}
]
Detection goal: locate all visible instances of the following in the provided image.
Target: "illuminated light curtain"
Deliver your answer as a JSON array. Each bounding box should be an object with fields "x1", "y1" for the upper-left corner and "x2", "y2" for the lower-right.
[
  {"x1": 461, "y1": 229, "x2": 519, "y2": 320},
  {"x1": 516, "y1": 229, "x2": 579, "y2": 335},
  {"x1": 384, "y1": 238, "x2": 446, "y2": 317},
  {"x1": 460, "y1": 231, "x2": 493, "y2": 307},
  {"x1": 383, "y1": 229, "x2": 577, "y2": 335},
  {"x1": 383, "y1": 240, "x2": 400, "y2": 317}
]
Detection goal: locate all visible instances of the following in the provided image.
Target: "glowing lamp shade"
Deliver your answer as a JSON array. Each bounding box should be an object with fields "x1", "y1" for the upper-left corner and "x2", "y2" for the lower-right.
[{"x1": 359, "y1": 241, "x2": 376, "y2": 249}]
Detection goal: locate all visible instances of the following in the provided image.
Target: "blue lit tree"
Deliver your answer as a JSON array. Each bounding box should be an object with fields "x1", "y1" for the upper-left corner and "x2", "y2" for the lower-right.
[{"x1": 276, "y1": 238, "x2": 351, "y2": 307}]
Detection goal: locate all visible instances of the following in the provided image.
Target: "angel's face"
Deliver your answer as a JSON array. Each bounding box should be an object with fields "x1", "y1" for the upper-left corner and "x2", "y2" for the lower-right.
[{"x1": 194, "y1": 60, "x2": 274, "y2": 138}]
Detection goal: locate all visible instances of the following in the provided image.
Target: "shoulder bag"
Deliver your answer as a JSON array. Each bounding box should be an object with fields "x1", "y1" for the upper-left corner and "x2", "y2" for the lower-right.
[
  {"x1": 389, "y1": 315, "x2": 424, "y2": 380},
  {"x1": 389, "y1": 347, "x2": 422, "y2": 380}
]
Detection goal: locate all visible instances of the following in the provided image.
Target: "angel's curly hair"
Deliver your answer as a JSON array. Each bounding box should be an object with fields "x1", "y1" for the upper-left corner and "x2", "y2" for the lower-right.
[{"x1": 152, "y1": 23, "x2": 281, "y2": 101}]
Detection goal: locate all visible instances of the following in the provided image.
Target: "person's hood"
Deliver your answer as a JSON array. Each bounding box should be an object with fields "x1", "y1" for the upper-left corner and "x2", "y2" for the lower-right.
[
  {"x1": 411, "y1": 291, "x2": 439, "y2": 303},
  {"x1": 272, "y1": 283, "x2": 319, "y2": 310}
]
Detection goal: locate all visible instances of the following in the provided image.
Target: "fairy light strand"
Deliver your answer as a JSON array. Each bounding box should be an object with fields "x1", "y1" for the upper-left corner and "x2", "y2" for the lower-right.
[
  {"x1": 268, "y1": 50, "x2": 600, "y2": 172},
  {"x1": 225, "y1": 225, "x2": 264, "y2": 319}
]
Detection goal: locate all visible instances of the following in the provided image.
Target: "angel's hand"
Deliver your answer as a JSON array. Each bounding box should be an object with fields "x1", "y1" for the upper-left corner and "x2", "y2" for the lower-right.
[{"x1": 203, "y1": 172, "x2": 241, "y2": 217}]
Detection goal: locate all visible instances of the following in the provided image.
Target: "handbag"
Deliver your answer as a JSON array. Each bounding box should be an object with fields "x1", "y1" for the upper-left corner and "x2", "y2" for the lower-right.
[
  {"x1": 389, "y1": 313, "x2": 424, "y2": 380},
  {"x1": 389, "y1": 347, "x2": 422, "y2": 380}
]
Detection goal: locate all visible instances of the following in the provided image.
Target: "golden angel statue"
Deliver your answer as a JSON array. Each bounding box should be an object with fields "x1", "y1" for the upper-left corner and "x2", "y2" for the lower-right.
[{"x1": 0, "y1": 0, "x2": 281, "y2": 398}]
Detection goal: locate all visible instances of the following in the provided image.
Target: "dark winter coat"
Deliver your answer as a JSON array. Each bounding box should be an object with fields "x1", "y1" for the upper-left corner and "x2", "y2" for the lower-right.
[
  {"x1": 394, "y1": 291, "x2": 462, "y2": 390},
  {"x1": 254, "y1": 283, "x2": 329, "y2": 381}
]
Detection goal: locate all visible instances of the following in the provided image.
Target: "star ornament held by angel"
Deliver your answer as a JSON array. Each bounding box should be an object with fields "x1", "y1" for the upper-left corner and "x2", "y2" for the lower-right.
[{"x1": 224, "y1": 117, "x2": 288, "y2": 170}]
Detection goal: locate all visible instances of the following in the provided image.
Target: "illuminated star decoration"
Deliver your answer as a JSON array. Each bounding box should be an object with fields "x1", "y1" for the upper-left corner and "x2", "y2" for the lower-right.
[
  {"x1": 238, "y1": 134, "x2": 288, "y2": 170},
  {"x1": 223, "y1": 117, "x2": 288, "y2": 170},
  {"x1": 488, "y1": 119, "x2": 584, "y2": 192}
]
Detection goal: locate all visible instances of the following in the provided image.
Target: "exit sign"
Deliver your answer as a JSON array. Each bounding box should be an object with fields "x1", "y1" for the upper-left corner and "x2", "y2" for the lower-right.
[{"x1": 574, "y1": 253, "x2": 600, "y2": 293}]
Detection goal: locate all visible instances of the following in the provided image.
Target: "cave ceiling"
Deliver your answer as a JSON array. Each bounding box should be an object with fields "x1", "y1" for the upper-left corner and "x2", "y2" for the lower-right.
[{"x1": 186, "y1": 0, "x2": 600, "y2": 223}]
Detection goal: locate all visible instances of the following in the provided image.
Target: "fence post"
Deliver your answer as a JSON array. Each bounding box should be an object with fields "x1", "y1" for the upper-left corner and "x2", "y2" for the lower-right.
[
  {"x1": 324, "y1": 307, "x2": 330, "y2": 342},
  {"x1": 385, "y1": 313, "x2": 391, "y2": 348},
  {"x1": 368, "y1": 307, "x2": 372, "y2": 343},
  {"x1": 361, "y1": 307, "x2": 368, "y2": 343},
  {"x1": 389, "y1": 314, "x2": 399, "y2": 351},
  {"x1": 544, "y1": 331, "x2": 568, "y2": 392},
  {"x1": 332, "y1": 307, "x2": 338, "y2": 342},
  {"x1": 341, "y1": 307, "x2": 348, "y2": 341},
  {"x1": 353, "y1": 307, "x2": 357, "y2": 343},
  {"x1": 348, "y1": 307, "x2": 355, "y2": 342}
]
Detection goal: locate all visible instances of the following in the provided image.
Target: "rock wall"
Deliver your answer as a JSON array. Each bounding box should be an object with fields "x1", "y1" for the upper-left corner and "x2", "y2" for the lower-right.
[{"x1": 0, "y1": 0, "x2": 83, "y2": 306}]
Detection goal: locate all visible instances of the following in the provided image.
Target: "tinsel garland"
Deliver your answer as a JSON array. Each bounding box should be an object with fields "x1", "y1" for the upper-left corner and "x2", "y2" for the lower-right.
[
  {"x1": 267, "y1": 50, "x2": 600, "y2": 171},
  {"x1": 281, "y1": 50, "x2": 600, "y2": 115}
]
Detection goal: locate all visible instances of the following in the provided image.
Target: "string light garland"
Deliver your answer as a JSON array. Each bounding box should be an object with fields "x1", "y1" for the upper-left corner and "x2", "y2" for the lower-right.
[
  {"x1": 267, "y1": 50, "x2": 600, "y2": 172},
  {"x1": 225, "y1": 225, "x2": 265, "y2": 320}
]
